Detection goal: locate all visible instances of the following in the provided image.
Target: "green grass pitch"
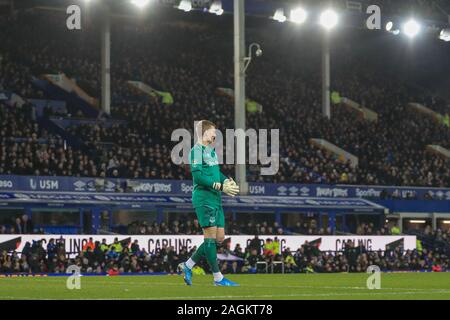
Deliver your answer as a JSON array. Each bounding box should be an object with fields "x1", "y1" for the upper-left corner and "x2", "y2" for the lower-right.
[{"x1": 1, "y1": 273, "x2": 450, "y2": 300}]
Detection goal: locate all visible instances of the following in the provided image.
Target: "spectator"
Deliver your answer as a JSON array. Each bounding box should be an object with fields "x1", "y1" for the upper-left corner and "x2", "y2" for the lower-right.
[
  {"x1": 21, "y1": 215, "x2": 33, "y2": 234},
  {"x1": 82, "y1": 237, "x2": 95, "y2": 252},
  {"x1": 131, "y1": 240, "x2": 140, "y2": 254},
  {"x1": 14, "y1": 218, "x2": 22, "y2": 234}
]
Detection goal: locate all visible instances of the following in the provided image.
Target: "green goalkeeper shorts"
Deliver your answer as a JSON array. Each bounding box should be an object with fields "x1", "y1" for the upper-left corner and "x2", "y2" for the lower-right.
[{"x1": 194, "y1": 204, "x2": 225, "y2": 228}]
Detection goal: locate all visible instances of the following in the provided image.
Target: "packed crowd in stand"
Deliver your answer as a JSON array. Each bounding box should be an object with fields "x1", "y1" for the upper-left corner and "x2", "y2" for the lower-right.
[
  {"x1": 0, "y1": 102, "x2": 98, "y2": 177},
  {"x1": 0, "y1": 214, "x2": 396, "y2": 237},
  {"x1": 1, "y1": 214, "x2": 449, "y2": 274},
  {"x1": 1, "y1": 3, "x2": 450, "y2": 276},
  {"x1": 3, "y1": 211, "x2": 448, "y2": 253},
  {"x1": 126, "y1": 219, "x2": 289, "y2": 236},
  {"x1": 125, "y1": 219, "x2": 398, "y2": 236},
  {"x1": 1, "y1": 234, "x2": 448, "y2": 274},
  {"x1": 0, "y1": 11, "x2": 449, "y2": 189},
  {"x1": 420, "y1": 225, "x2": 450, "y2": 248},
  {"x1": 125, "y1": 219, "x2": 204, "y2": 236},
  {"x1": 0, "y1": 214, "x2": 35, "y2": 235}
]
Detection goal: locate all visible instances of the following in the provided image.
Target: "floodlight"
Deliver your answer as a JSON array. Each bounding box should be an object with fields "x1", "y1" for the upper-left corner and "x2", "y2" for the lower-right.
[
  {"x1": 402, "y1": 19, "x2": 421, "y2": 38},
  {"x1": 290, "y1": 7, "x2": 307, "y2": 24},
  {"x1": 131, "y1": 0, "x2": 150, "y2": 8},
  {"x1": 320, "y1": 9, "x2": 338, "y2": 30},
  {"x1": 386, "y1": 21, "x2": 393, "y2": 31},
  {"x1": 439, "y1": 28, "x2": 450, "y2": 42},
  {"x1": 273, "y1": 8, "x2": 287, "y2": 23},
  {"x1": 209, "y1": 1, "x2": 223, "y2": 15},
  {"x1": 386, "y1": 21, "x2": 400, "y2": 35},
  {"x1": 178, "y1": 0, "x2": 192, "y2": 12}
]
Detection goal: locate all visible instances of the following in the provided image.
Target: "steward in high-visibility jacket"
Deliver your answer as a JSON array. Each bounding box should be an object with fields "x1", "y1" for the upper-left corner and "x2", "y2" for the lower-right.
[
  {"x1": 109, "y1": 239, "x2": 123, "y2": 253},
  {"x1": 263, "y1": 239, "x2": 275, "y2": 256}
]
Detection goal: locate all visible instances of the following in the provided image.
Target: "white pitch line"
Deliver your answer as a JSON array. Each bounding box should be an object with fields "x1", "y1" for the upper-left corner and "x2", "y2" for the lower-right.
[
  {"x1": 90, "y1": 281, "x2": 450, "y2": 292},
  {"x1": 127, "y1": 290, "x2": 450, "y2": 300},
  {"x1": 2, "y1": 290, "x2": 450, "y2": 300},
  {"x1": 149, "y1": 290, "x2": 450, "y2": 300},
  {"x1": 2, "y1": 277, "x2": 449, "y2": 292}
]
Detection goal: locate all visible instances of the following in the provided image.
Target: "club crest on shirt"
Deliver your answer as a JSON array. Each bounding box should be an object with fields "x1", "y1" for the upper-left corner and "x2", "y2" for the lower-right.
[
  {"x1": 205, "y1": 158, "x2": 219, "y2": 166},
  {"x1": 203, "y1": 153, "x2": 219, "y2": 166}
]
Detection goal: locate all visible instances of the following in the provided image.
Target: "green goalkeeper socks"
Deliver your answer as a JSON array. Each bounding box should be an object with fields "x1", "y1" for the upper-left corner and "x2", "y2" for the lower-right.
[
  {"x1": 191, "y1": 238, "x2": 220, "y2": 273},
  {"x1": 191, "y1": 242, "x2": 205, "y2": 264},
  {"x1": 204, "y1": 238, "x2": 220, "y2": 273}
]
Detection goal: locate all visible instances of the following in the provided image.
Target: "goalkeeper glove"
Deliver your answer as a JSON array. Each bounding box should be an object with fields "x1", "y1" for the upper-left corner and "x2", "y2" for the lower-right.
[
  {"x1": 225, "y1": 178, "x2": 237, "y2": 186},
  {"x1": 222, "y1": 178, "x2": 240, "y2": 197}
]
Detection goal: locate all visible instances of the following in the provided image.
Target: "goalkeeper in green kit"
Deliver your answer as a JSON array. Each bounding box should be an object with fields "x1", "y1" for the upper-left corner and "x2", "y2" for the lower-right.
[{"x1": 178, "y1": 120, "x2": 240, "y2": 287}]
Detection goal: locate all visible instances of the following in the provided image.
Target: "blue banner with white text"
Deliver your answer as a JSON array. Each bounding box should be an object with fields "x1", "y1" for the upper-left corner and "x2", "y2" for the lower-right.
[{"x1": 0, "y1": 175, "x2": 449, "y2": 200}]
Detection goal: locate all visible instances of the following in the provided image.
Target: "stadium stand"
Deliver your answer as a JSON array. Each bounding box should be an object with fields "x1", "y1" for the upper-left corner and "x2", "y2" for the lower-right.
[
  {"x1": 0, "y1": 2, "x2": 450, "y2": 276},
  {"x1": 1, "y1": 233, "x2": 449, "y2": 274},
  {"x1": 1, "y1": 10, "x2": 449, "y2": 187}
]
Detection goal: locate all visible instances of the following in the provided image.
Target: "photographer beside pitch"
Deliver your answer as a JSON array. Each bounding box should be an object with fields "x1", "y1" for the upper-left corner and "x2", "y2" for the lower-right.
[{"x1": 178, "y1": 120, "x2": 240, "y2": 287}]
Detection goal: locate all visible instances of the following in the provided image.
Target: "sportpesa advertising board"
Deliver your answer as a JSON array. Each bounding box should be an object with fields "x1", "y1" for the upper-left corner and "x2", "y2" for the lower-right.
[
  {"x1": 0, "y1": 235, "x2": 416, "y2": 257},
  {"x1": 1, "y1": 175, "x2": 449, "y2": 199}
]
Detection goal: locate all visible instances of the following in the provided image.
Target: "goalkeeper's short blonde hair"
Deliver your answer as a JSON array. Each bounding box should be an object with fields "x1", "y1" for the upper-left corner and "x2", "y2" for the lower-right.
[{"x1": 196, "y1": 120, "x2": 216, "y2": 140}]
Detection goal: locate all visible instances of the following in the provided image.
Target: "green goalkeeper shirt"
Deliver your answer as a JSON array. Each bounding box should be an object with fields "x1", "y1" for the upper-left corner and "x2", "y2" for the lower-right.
[{"x1": 189, "y1": 143, "x2": 228, "y2": 208}]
